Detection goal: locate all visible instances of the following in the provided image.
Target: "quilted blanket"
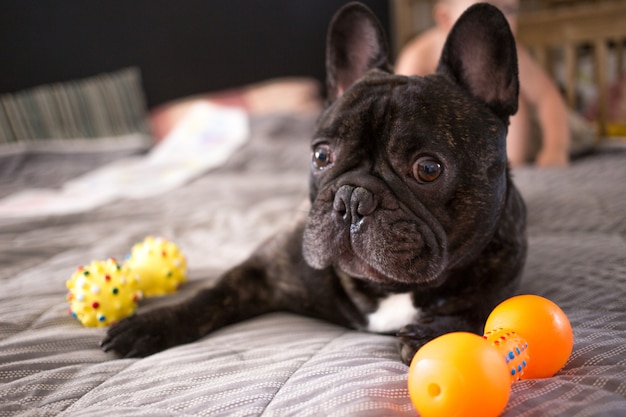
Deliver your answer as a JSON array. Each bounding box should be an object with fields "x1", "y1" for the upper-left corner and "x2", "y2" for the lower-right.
[{"x1": 1, "y1": 114, "x2": 625, "y2": 416}]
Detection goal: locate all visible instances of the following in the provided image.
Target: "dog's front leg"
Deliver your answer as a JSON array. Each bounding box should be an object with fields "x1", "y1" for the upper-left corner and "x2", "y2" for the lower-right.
[{"x1": 101, "y1": 259, "x2": 278, "y2": 358}]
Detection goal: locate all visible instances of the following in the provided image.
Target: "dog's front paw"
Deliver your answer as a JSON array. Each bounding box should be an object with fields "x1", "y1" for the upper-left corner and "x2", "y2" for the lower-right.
[
  {"x1": 396, "y1": 321, "x2": 441, "y2": 364},
  {"x1": 100, "y1": 311, "x2": 176, "y2": 358},
  {"x1": 396, "y1": 315, "x2": 480, "y2": 364}
]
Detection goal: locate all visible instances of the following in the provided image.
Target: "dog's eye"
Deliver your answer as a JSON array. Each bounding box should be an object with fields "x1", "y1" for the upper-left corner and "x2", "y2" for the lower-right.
[
  {"x1": 312, "y1": 144, "x2": 333, "y2": 169},
  {"x1": 413, "y1": 157, "x2": 442, "y2": 183}
]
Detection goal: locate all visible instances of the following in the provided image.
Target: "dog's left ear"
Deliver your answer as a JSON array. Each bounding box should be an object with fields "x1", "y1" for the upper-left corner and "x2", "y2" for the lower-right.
[
  {"x1": 326, "y1": 2, "x2": 391, "y2": 102},
  {"x1": 437, "y1": 3, "x2": 519, "y2": 122}
]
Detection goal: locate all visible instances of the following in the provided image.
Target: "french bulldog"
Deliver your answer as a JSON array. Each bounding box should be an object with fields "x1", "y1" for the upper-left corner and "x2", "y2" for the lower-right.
[{"x1": 102, "y1": 2, "x2": 527, "y2": 364}]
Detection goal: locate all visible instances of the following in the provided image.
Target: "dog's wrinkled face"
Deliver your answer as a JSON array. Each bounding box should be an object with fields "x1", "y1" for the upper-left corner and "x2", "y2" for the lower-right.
[{"x1": 302, "y1": 3, "x2": 519, "y2": 287}]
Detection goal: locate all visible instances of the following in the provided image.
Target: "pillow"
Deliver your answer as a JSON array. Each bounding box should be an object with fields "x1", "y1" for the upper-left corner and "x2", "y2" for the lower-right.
[
  {"x1": 0, "y1": 67, "x2": 151, "y2": 144},
  {"x1": 150, "y1": 77, "x2": 322, "y2": 140}
]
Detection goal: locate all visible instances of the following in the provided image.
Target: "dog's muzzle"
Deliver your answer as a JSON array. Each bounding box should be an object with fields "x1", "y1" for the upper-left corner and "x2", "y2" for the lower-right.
[{"x1": 333, "y1": 185, "x2": 378, "y2": 230}]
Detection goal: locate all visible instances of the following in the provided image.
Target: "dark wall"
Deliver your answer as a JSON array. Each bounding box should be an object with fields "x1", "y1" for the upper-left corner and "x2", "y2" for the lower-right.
[{"x1": 0, "y1": 0, "x2": 391, "y2": 108}]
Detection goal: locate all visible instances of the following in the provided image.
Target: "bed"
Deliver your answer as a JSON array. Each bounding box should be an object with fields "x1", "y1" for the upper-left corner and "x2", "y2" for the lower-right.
[{"x1": 1, "y1": 1, "x2": 626, "y2": 416}]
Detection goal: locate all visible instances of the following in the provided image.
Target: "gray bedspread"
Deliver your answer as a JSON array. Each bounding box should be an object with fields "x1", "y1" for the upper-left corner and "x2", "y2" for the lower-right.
[{"x1": 1, "y1": 114, "x2": 625, "y2": 416}]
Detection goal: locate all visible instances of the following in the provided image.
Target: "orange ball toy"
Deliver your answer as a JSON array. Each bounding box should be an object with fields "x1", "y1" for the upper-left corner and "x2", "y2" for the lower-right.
[
  {"x1": 408, "y1": 332, "x2": 511, "y2": 417},
  {"x1": 408, "y1": 295, "x2": 573, "y2": 417}
]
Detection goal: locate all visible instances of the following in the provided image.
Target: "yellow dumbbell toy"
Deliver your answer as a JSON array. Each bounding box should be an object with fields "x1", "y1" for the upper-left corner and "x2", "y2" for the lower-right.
[{"x1": 66, "y1": 236, "x2": 187, "y2": 327}]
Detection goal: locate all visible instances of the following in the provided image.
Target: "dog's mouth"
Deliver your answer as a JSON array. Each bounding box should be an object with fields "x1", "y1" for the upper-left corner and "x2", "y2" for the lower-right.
[
  {"x1": 335, "y1": 252, "x2": 390, "y2": 282},
  {"x1": 342, "y1": 220, "x2": 446, "y2": 286}
]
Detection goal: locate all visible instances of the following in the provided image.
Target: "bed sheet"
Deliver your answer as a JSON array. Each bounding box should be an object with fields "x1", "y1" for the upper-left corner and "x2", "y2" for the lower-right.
[{"x1": 1, "y1": 114, "x2": 625, "y2": 416}]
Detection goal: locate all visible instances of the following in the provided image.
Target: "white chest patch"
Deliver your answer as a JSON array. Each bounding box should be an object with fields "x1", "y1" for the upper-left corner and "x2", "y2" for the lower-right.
[{"x1": 366, "y1": 293, "x2": 421, "y2": 333}]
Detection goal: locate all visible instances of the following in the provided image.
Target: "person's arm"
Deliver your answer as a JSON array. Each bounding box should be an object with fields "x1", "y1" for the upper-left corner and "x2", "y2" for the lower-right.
[
  {"x1": 517, "y1": 46, "x2": 570, "y2": 167},
  {"x1": 395, "y1": 29, "x2": 444, "y2": 76}
]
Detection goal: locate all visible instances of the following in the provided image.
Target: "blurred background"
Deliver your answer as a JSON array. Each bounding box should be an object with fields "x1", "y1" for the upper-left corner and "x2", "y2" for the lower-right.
[
  {"x1": 395, "y1": 0, "x2": 626, "y2": 138},
  {"x1": 1, "y1": 0, "x2": 625, "y2": 139}
]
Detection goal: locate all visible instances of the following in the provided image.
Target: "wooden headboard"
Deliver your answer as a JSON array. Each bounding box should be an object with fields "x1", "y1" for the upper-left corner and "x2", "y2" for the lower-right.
[{"x1": 517, "y1": 1, "x2": 626, "y2": 137}]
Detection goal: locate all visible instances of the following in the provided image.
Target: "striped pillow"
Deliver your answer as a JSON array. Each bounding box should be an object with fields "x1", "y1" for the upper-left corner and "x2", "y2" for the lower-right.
[{"x1": 0, "y1": 68, "x2": 150, "y2": 143}]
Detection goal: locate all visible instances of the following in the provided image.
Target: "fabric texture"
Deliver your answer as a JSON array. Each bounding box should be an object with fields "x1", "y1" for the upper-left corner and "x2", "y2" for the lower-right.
[{"x1": 0, "y1": 114, "x2": 625, "y2": 416}]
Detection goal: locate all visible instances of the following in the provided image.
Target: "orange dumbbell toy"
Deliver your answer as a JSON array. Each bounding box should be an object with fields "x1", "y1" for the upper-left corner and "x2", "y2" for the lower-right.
[{"x1": 408, "y1": 295, "x2": 573, "y2": 417}]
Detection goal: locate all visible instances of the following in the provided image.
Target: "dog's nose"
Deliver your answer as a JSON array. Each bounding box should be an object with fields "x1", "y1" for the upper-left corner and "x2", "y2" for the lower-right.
[{"x1": 333, "y1": 185, "x2": 377, "y2": 226}]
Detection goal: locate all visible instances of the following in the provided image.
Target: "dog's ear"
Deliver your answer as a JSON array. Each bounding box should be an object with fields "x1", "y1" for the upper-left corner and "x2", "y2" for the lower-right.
[
  {"x1": 326, "y1": 2, "x2": 391, "y2": 102},
  {"x1": 436, "y1": 3, "x2": 519, "y2": 122}
]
